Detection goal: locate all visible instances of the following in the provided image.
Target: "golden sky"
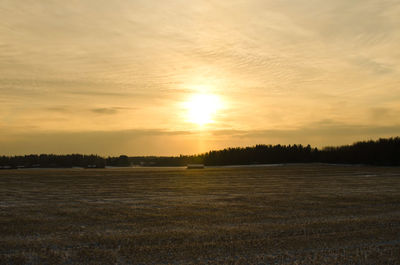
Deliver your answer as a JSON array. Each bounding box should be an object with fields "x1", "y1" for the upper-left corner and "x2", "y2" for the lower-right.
[{"x1": 1, "y1": 0, "x2": 400, "y2": 155}]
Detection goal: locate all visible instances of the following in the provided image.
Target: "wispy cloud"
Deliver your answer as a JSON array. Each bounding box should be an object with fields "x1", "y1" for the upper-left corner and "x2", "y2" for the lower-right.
[
  {"x1": 45, "y1": 106, "x2": 69, "y2": 113},
  {"x1": 90, "y1": 107, "x2": 137, "y2": 115},
  {"x1": 91, "y1": 108, "x2": 118, "y2": 115}
]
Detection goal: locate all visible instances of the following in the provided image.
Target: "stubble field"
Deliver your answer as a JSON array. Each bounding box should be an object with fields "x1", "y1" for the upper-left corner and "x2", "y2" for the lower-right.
[{"x1": 1, "y1": 164, "x2": 400, "y2": 264}]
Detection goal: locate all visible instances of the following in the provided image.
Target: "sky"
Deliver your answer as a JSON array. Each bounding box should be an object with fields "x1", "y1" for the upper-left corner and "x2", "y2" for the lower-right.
[{"x1": 1, "y1": 0, "x2": 400, "y2": 156}]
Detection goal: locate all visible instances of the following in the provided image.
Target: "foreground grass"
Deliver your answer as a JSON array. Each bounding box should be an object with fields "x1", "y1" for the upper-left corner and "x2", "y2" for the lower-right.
[{"x1": 1, "y1": 164, "x2": 400, "y2": 264}]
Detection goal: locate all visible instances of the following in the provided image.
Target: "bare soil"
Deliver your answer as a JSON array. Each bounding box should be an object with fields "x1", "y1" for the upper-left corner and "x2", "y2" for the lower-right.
[{"x1": 1, "y1": 164, "x2": 400, "y2": 264}]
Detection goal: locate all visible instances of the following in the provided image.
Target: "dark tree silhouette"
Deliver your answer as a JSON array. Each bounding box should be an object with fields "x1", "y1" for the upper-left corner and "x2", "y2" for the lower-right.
[{"x1": 1, "y1": 137, "x2": 399, "y2": 168}]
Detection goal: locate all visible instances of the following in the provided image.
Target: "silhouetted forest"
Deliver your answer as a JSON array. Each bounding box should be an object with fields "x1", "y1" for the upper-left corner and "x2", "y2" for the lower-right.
[
  {"x1": 1, "y1": 137, "x2": 399, "y2": 168},
  {"x1": 199, "y1": 137, "x2": 400, "y2": 166},
  {"x1": 0, "y1": 154, "x2": 106, "y2": 169}
]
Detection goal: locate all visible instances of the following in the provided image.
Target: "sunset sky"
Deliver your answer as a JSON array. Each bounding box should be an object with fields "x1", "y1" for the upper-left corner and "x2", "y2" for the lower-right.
[{"x1": 1, "y1": 0, "x2": 400, "y2": 155}]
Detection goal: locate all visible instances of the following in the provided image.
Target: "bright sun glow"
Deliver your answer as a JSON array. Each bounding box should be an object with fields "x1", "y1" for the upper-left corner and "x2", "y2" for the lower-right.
[{"x1": 184, "y1": 94, "x2": 221, "y2": 126}]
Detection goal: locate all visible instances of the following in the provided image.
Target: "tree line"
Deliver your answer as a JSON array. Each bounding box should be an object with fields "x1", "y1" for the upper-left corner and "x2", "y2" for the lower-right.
[
  {"x1": 1, "y1": 137, "x2": 399, "y2": 168},
  {"x1": 199, "y1": 137, "x2": 400, "y2": 166}
]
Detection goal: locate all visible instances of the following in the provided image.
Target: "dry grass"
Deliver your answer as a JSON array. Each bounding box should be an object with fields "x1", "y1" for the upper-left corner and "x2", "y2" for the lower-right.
[{"x1": 1, "y1": 164, "x2": 400, "y2": 264}]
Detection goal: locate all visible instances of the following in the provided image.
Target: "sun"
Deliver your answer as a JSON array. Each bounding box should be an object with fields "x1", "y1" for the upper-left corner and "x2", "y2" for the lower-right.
[{"x1": 184, "y1": 93, "x2": 221, "y2": 126}]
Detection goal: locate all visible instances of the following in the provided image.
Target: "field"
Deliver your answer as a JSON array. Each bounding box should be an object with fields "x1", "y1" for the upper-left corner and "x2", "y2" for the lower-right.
[{"x1": 1, "y1": 164, "x2": 400, "y2": 264}]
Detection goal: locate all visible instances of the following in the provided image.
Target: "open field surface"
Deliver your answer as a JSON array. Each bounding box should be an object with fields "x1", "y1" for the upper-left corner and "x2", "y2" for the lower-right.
[{"x1": 1, "y1": 164, "x2": 400, "y2": 264}]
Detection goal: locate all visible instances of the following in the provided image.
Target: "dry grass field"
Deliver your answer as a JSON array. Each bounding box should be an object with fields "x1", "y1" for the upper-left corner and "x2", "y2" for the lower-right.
[{"x1": 1, "y1": 164, "x2": 400, "y2": 264}]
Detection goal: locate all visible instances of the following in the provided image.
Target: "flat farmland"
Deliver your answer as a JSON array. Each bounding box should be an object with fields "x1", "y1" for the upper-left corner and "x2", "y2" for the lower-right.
[{"x1": 1, "y1": 165, "x2": 400, "y2": 264}]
